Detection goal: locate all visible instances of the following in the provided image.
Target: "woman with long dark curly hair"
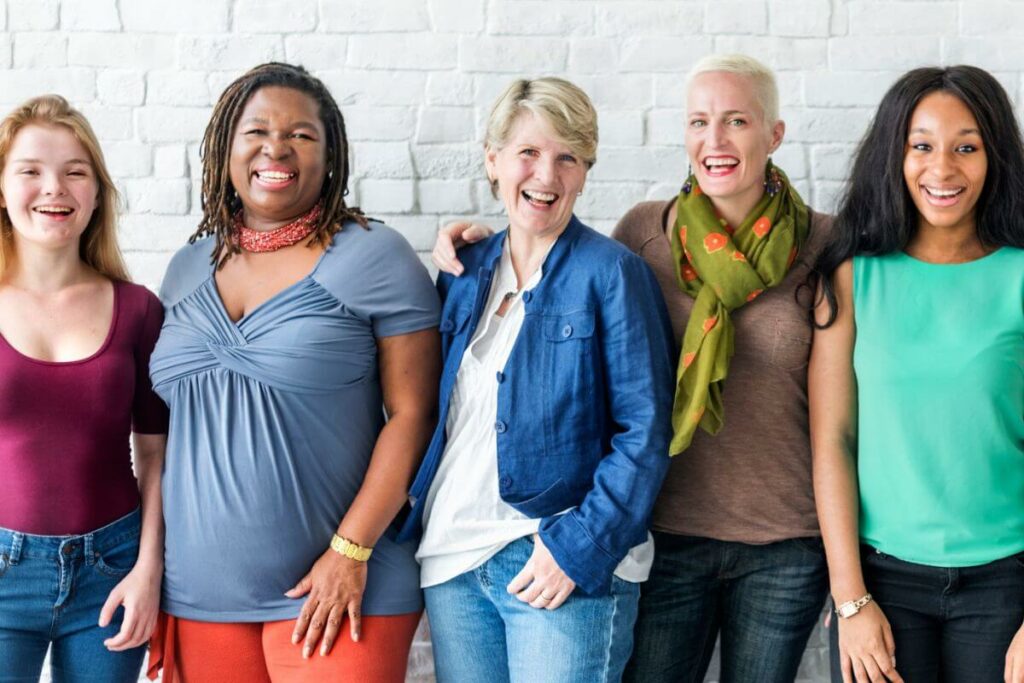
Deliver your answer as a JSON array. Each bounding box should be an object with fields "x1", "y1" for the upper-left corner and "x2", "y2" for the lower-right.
[
  {"x1": 147, "y1": 63, "x2": 440, "y2": 683},
  {"x1": 809, "y1": 65, "x2": 1024, "y2": 683}
]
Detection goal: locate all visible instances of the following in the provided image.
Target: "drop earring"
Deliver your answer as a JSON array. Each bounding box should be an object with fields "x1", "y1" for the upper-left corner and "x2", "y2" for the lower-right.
[
  {"x1": 764, "y1": 158, "x2": 782, "y2": 197},
  {"x1": 681, "y1": 164, "x2": 693, "y2": 194}
]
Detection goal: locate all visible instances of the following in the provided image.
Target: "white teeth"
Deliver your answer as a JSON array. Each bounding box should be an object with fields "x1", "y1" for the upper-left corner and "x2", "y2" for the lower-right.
[
  {"x1": 35, "y1": 206, "x2": 72, "y2": 214},
  {"x1": 257, "y1": 171, "x2": 294, "y2": 180},
  {"x1": 924, "y1": 187, "x2": 963, "y2": 197},
  {"x1": 524, "y1": 190, "x2": 557, "y2": 202},
  {"x1": 705, "y1": 158, "x2": 739, "y2": 167}
]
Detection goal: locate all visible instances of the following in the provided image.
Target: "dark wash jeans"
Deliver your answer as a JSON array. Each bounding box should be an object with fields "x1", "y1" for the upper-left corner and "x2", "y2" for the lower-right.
[
  {"x1": 829, "y1": 546, "x2": 1024, "y2": 683},
  {"x1": 625, "y1": 532, "x2": 829, "y2": 683}
]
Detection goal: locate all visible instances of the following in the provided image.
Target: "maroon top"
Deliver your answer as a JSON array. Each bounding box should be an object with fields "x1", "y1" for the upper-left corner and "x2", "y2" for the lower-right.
[{"x1": 0, "y1": 280, "x2": 169, "y2": 535}]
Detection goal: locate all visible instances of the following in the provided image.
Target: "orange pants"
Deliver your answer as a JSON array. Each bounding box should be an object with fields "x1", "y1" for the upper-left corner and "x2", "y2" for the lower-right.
[{"x1": 148, "y1": 611, "x2": 421, "y2": 683}]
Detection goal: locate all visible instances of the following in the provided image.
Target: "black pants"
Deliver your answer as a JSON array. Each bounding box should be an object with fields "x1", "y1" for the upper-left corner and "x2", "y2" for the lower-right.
[{"x1": 830, "y1": 546, "x2": 1024, "y2": 682}]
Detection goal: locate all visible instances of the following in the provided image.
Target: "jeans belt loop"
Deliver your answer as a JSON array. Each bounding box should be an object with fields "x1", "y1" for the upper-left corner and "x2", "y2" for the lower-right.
[
  {"x1": 9, "y1": 532, "x2": 24, "y2": 564},
  {"x1": 84, "y1": 533, "x2": 95, "y2": 566}
]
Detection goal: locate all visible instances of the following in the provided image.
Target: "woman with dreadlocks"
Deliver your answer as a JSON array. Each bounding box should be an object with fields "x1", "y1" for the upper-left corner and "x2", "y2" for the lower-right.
[{"x1": 146, "y1": 63, "x2": 441, "y2": 682}]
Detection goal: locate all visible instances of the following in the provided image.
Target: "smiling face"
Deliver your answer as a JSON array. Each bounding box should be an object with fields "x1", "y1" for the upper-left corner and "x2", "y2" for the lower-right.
[
  {"x1": 485, "y1": 111, "x2": 587, "y2": 240},
  {"x1": 228, "y1": 86, "x2": 327, "y2": 231},
  {"x1": 903, "y1": 91, "x2": 987, "y2": 237},
  {"x1": 685, "y1": 71, "x2": 784, "y2": 214},
  {"x1": 0, "y1": 123, "x2": 98, "y2": 252}
]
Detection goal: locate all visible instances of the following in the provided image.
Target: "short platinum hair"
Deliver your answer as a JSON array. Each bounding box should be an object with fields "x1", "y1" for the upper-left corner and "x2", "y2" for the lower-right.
[
  {"x1": 484, "y1": 77, "x2": 598, "y2": 168},
  {"x1": 687, "y1": 53, "x2": 780, "y2": 125}
]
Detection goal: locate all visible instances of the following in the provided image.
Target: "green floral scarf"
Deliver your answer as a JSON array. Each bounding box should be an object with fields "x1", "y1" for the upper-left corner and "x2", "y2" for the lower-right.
[{"x1": 668, "y1": 164, "x2": 809, "y2": 454}]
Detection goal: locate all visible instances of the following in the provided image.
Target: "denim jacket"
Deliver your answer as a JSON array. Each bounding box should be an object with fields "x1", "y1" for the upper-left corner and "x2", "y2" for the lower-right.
[{"x1": 398, "y1": 216, "x2": 674, "y2": 595}]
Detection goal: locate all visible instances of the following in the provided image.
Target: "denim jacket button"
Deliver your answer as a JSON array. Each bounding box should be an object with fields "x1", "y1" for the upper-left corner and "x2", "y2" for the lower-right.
[
  {"x1": 562, "y1": 324, "x2": 573, "y2": 338},
  {"x1": 500, "y1": 476, "x2": 512, "y2": 488},
  {"x1": 495, "y1": 371, "x2": 505, "y2": 383},
  {"x1": 522, "y1": 291, "x2": 533, "y2": 303},
  {"x1": 494, "y1": 420, "x2": 507, "y2": 433}
]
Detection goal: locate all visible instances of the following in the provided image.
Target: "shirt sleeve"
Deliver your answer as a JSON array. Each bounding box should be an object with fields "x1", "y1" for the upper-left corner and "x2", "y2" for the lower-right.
[
  {"x1": 159, "y1": 239, "x2": 213, "y2": 308},
  {"x1": 132, "y1": 288, "x2": 170, "y2": 435},
  {"x1": 320, "y1": 222, "x2": 441, "y2": 338}
]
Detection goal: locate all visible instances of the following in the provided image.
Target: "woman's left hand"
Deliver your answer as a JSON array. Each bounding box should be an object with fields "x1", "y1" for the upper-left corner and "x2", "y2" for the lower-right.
[
  {"x1": 1005, "y1": 623, "x2": 1024, "y2": 682},
  {"x1": 286, "y1": 549, "x2": 367, "y2": 658},
  {"x1": 98, "y1": 563, "x2": 162, "y2": 651},
  {"x1": 506, "y1": 534, "x2": 576, "y2": 610}
]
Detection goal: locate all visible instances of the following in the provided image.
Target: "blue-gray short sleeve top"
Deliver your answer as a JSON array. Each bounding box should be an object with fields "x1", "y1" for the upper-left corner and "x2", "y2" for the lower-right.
[{"x1": 151, "y1": 221, "x2": 440, "y2": 622}]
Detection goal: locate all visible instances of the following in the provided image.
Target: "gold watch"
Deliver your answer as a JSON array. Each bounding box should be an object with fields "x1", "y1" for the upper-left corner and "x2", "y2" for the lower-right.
[
  {"x1": 330, "y1": 534, "x2": 373, "y2": 562},
  {"x1": 835, "y1": 593, "x2": 873, "y2": 618}
]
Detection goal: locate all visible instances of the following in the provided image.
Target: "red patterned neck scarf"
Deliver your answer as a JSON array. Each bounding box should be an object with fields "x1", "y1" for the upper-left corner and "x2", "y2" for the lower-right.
[{"x1": 233, "y1": 203, "x2": 322, "y2": 253}]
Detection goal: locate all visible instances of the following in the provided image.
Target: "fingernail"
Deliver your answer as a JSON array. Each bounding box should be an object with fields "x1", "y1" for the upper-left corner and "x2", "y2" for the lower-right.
[
  {"x1": 303, "y1": 647, "x2": 311, "y2": 659},
  {"x1": 292, "y1": 633, "x2": 300, "y2": 644},
  {"x1": 320, "y1": 646, "x2": 327, "y2": 656}
]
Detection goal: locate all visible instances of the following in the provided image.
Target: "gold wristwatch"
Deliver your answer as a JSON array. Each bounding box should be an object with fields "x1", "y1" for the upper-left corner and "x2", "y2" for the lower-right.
[
  {"x1": 835, "y1": 593, "x2": 873, "y2": 618},
  {"x1": 330, "y1": 534, "x2": 373, "y2": 562}
]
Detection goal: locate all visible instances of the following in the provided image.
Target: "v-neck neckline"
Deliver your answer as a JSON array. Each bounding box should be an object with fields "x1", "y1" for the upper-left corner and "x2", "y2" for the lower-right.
[{"x1": 208, "y1": 245, "x2": 331, "y2": 329}]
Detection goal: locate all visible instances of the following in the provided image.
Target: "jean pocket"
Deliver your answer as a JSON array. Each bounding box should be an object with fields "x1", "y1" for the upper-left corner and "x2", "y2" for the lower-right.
[
  {"x1": 860, "y1": 544, "x2": 892, "y2": 566},
  {"x1": 93, "y1": 536, "x2": 140, "y2": 579},
  {"x1": 791, "y1": 536, "x2": 825, "y2": 558},
  {"x1": 1012, "y1": 551, "x2": 1024, "y2": 571},
  {"x1": 0, "y1": 551, "x2": 8, "y2": 579},
  {"x1": 609, "y1": 574, "x2": 640, "y2": 598}
]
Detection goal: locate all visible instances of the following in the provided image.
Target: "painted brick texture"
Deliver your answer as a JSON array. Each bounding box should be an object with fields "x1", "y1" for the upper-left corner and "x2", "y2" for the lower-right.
[{"x1": 4, "y1": 1, "x2": 1018, "y2": 681}]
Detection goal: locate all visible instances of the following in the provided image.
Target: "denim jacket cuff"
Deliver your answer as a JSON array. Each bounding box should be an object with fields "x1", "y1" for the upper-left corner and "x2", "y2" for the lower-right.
[{"x1": 539, "y1": 512, "x2": 617, "y2": 595}]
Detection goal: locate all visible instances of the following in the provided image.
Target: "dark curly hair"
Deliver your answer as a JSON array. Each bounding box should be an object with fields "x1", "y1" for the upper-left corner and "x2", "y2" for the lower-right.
[
  {"x1": 809, "y1": 65, "x2": 1024, "y2": 327},
  {"x1": 190, "y1": 62, "x2": 367, "y2": 267}
]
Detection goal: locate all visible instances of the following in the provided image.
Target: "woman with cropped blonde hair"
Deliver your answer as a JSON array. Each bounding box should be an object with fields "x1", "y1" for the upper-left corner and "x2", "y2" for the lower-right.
[
  {"x1": 433, "y1": 54, "x2": 832, "y2": 682},
  {"x1": 0, "y1": 94, "x2": 168, "y2": 682}
]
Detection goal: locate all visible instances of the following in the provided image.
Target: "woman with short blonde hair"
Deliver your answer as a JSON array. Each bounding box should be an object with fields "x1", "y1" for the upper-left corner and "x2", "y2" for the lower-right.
[{"x1": 403, "y1": 77, "x2": 674, "y2": 682}]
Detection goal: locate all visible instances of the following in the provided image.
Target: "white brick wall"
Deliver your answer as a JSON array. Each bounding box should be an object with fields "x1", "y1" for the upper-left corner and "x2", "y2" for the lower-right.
[{"x1": 5, "y1": 1, "x2": 1020, "y2": 681}]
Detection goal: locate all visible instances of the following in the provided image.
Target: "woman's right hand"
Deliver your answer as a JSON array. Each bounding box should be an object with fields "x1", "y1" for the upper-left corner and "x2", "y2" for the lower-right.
[
  {"x1": 432, "y1": 222, "x2": 494, "y2": 276},
  {"x1": 837, "y1": 601, "x2": 904, "y2": 683}
]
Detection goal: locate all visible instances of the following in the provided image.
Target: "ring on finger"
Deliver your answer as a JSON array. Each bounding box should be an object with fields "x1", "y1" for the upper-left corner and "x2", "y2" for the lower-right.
[{"x1": 540, "y1": 593, "x2": 556, "y2": 601}]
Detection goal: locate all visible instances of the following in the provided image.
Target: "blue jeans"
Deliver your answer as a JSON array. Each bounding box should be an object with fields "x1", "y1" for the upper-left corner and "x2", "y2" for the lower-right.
[
  {"x1": 625, "y1": 532, "x2": 829, "y2": 683},
  {"x1": 424, "y1": 537, "x2": 640, "y2": 683},
  {"x1": 829, "y1": 546, "x2": 1024, "y2": 683},
  {"x1": 0, "y1": 509, "x2": 146, "y2": 683}
]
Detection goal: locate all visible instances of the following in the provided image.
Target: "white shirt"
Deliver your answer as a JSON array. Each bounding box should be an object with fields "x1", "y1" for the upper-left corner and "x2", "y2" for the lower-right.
[{"x1": 417, "y1": 237, "x2": 653, "y2": 589}]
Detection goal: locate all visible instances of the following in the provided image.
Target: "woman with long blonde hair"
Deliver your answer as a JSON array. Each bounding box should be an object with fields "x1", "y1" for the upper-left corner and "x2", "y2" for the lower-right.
[{"x1": 0, "y1": 95, "x2": 167, "y2": 682}]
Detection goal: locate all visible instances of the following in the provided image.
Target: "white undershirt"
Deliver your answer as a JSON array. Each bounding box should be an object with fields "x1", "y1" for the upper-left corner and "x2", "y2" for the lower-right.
[{"x1": 417, "y1": 237, "x2": 653, "y2": 589}]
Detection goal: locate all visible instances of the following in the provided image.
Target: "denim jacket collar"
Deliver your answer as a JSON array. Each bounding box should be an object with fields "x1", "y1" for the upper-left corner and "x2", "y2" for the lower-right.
[{"x1": 472, "y1": 214, "x2": 586, "y2": 303}]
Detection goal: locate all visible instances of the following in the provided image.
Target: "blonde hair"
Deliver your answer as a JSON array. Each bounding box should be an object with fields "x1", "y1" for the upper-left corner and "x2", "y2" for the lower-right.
[
  {"x1": 485, "y1": 77, "x2": 599, "y2": 170},
  {"x1": 687, "y1": 53, "x2": 780, "y2": 125},
  {"x1": 0, "y1": 95, "x2": 129, "y2": 281}
]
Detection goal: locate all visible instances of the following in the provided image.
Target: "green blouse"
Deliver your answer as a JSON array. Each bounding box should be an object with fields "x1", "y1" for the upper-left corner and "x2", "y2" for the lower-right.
[{"x1": 854, "y1": 248, "x2": 1024, "y2": 567}]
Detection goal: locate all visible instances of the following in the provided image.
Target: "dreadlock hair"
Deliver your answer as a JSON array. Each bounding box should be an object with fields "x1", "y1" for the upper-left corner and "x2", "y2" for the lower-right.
[
  {"x1": 191, "y1": 62, "x2": 367, "y2": 268},
  {"x1": 808, "y1": 65, "x2": 1024, "y2": 328}
]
